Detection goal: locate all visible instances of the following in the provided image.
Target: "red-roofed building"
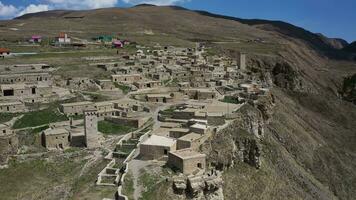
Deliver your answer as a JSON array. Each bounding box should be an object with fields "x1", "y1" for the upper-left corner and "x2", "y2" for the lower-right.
[
  {"x1": 56, "y1": 32, "x2": 71, "y2": 45},
  {"x1": 30, "y1": 35, "x2": 42, "y2": 43},
  {"x1": 112, "y1": 40, "x2": 123, "y2": 48},
  {"x1": 0, "y1": 48, "x2": 10, "y2": 58}
]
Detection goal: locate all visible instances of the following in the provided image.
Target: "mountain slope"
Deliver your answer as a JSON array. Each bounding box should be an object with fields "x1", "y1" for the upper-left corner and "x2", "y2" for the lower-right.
[{"x1": 343, "y1": 41, "x2": 356, "y2": 53}]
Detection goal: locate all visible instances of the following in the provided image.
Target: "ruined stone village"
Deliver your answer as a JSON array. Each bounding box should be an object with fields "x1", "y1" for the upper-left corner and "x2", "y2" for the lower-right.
[{"x1": 0, "y1": 34, "x2": 272, "y2": 200}]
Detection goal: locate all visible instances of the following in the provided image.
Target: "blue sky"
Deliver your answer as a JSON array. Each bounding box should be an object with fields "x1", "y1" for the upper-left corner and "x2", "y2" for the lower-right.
[{"x1": 0, "y1": 0, "x2": 355, "y2": 42}]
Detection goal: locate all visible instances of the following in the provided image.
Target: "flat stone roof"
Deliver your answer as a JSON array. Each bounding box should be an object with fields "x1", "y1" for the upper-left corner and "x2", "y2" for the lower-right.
[
  {"x1": 0, "y1": 84, "x2": 26, "y2": 90},
  {"x1": 95, "y1": 101, "x2": 113, "y2": 106},
  {"x1": 178, "y1": 132, "x2": 202, "y2": 141},
  {"x1": 0, "y1": 124, "x2": 9, "y2": 129},
  {"x1": 170, "y1": 149, "x2": 206, "y2": 160},
  {"x1": 111, "y1": 74, "x2": 141, "y2": 77},
  {"x1": 190, "y1": 123, "x2": 208, "y2": 130},
  {"x1": 141, "y1": 135, "x2": 176, "y2": 147},
  {"x1": 146, "y1": 94, "x2": 172, "y2": 98},
  {"x1": 61, "y1": 101, "x2": 93, "y2": 107},
  {"x1": 160, "y1": 122, "x2": 181, "y2": 128},
  {"x1": 189, "y1": 119, "x2": 208, "y2": 124},
  {"x1": 43, "y1": 128, "x2": 69, "y2": 136},
  {"x1": 0, "y1": 101, "x2": 23, "y2": 106},
  {"x1": 203, "y1": 100, "x2": 242, "y2": 114},
  {"x1": 170, "y1": 128, "x2": 190, "y2": 133},
  {"x1": 182, "y1": 88, "x2": 214, "y2": 92}
]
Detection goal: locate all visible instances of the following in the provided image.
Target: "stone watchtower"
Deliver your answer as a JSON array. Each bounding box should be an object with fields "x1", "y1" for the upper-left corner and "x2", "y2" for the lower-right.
[
  {"x1": 237, "y1": 52, "x2": 246, "y2": 71},
  {"x1": 84, "y1": 109, "x2": 100, "y2": 149}
]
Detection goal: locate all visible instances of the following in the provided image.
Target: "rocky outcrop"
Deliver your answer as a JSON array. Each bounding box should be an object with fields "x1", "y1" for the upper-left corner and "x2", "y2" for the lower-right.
[
  {"x1": 272, "y1": 62, "x2": 304, "y2": 91},
  {"x1": 340, "y1": 73, "x2": 356, "y2": 104},
  {"x1": 202, "y1": 102, "x2": 271, "y2": 170},
  {"x1": 173, "y1": 171, "x2": 224, "y2": 200},
  {"x1": 239, "y1": 138, "x2": 261, "y2": 169},
  {"x1": 172, "y1": 175, "x2": 187, "y2": 194}
]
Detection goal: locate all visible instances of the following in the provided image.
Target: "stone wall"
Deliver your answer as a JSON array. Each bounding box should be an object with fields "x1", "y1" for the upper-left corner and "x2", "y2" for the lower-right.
[{"x1": 0, "y1": 133, "x2": 18, "y2": 165}]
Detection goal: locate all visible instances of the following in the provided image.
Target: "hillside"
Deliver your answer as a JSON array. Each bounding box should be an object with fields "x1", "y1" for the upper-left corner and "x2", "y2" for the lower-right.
[
  {"x1": 0, "y1": 5, "x2": 356, "y2": 200},
  {"x1": 343, "y1": 41, "x2": 356, "y2": 53}
]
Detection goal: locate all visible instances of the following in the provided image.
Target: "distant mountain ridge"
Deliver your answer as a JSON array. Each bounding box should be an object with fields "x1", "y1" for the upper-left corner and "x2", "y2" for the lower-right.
[
  {"x1": 194, "y1": 10, "x2": 349, "y2": 52},
  {"x1": 13, "y1": 5, "x2": 350, "y2": 54}
]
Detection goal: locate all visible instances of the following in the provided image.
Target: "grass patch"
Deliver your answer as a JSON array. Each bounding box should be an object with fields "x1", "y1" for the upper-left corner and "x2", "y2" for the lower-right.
[
  {"x1": 0, "y1": 112, "x2": 19, "y2": 123},
  {"x1": 98, "y1": 120, "x2": 135, "y2": 135},
  {"x1": 0, "y1": 158, "x2": 84, "y2": 200},
  {"x1": 69, "y1": 159, "x2": 116, "y2": 200},
  {"x1": 82, "y1": 92, "x2": 110, "y2": 102},
  {"x1": 167, "y1": 78, "x2": 179, "y2": 87},
  {"x1": 114, "y1": 83, "x2": 131, "y2": 94},
  {"x1": 138, "y1": 169, "x2": 170, "y2": 200},
  {"x1": 71, "y1": 114, "x2": 84, "y2": 120},
  {"x1": 220, "y1": 96, "x2": 243, "y2": 104},
  {"x1": 122, "y1": 172, "x2": 135, "y2": 200},
  {"x1": 29, "y1": 125, "x2": 50, "y2": 134},
  {"x1": 13, "y1": 108, "x2": 68, "y2": 129}
]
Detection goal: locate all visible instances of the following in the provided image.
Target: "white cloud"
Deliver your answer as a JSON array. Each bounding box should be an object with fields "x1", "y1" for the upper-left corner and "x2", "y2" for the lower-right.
[
  {"x1": 46, "y1": 0, "x2": 118, "y2": 9},
  {"x1": 17, "y1": 4, "x2": 49, "y2": 17},
  {"x1": 122, "y1": 0, "x2": 188, "y2": 6},
  {"x1": 0, "y1": 1, "x2": 18, "y2": 17}
]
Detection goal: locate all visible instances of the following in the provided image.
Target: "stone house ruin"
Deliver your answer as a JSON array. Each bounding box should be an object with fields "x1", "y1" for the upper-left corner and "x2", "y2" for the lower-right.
[
  {"x1": 176, "y1": 133, "x2": 203, "y2": 150},
  {"x1": 168, "y1": 149, "x2": 206, "y2": 175},
  {"x1": 111, "y1": 74, "x2": 142, "y2": 83},
  {"x1": 94, "y1": 101, "x2": 115, "y2": 119},
  {"x1": 181, "y1": 88, "x2": 216, "y2": 100},
  {"x1": 146, "y1": 94, "x2": 173, "y2": 103},
  {"x1": 97, "y1": 79, "x2": 115, "y2": 90},
  {"x1": 133, "y1": 81, "x2": 162, "y2": 89},
  {"x1": 0, "y1": 101, "x2": 26, "y2": 113},
  {"x1": 0, "y1": 72, "x2": 52, "y2": 85},
  {"x1": 41, "y1": 128, "x2": 70, "y2": 150},
  {"x1": 60, "y1": 101, "x2": 94, "y2": 116},
  {"x1": 0, "y1": 124, "x2": 18, "y2": 165}
]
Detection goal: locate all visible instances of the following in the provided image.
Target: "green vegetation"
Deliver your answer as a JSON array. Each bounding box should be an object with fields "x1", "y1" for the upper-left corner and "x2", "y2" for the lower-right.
[
  {"x1": 69, "y1": 159, "x2": 116, "y2": 200},
  {"x1": 71, "y1": 114, "x2": 84, "y2": 120},
  {"x1": 13, "y1": 108, "x2": 68, "y2": 129},
  {"x1": 29, "y1": 125, "x2": 50, "y2": 134},
  {"x1": 114, "y1": 82, "x2": 131, "y2": 94},
  {"x1": 161, "y1": 79, "x2": 171, "y2": 85},
  {"x1": 122, "y1": 172, "x2": 135, "y2": 200},
  {"x1": 167, "y1": 78, "x2": 179, "y2": 87},
  {"x1": 82, "y1": 92, "x2": 110, "y2": 102},
  {"x1": 138, "y1": 169, "x2": 170, "y2": 200},
  {"x1": 342, "y1": 74, "x2": 356, "y2": 104},
  {"x1": 117, "y1": 144, "x2": 136, "y2": 154},
  {"x1": 98, "y1": 120, "x2": 135, "y2": 135},
  {"x1": 139, "y1": 170, "x2": 159, "y2": 200},
  {"x1": 0, "y1": 113, "x2": 19, "y2": 123},
  {"x1": 220, "y1": 96, "x2": 243, "y2": 104},
  {"x1": 64, "y1": 147, "x2": 82, "y2": 153},
  {"x1": 0, "y1": 158, "x2": 84, "y2": 200}
]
